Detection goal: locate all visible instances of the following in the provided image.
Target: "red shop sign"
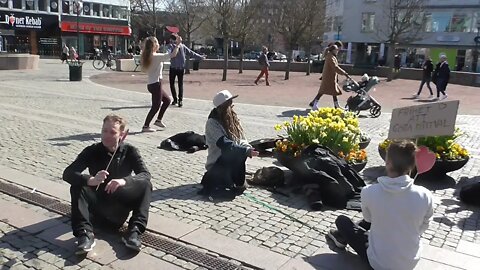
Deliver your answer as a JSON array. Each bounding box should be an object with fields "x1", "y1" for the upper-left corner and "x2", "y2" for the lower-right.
[{"x1": 61, "y1": 21, "x2": 131, "y2": 36}]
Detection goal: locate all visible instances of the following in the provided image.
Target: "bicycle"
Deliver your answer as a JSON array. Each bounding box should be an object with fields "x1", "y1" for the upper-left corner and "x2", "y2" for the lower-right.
[{"x1": 92, "y1": 53, "x2": 116, "y2": 71}]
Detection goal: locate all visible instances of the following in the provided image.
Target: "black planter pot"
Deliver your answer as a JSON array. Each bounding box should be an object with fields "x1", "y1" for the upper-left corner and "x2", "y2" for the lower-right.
[
  {"x1": 378, "y1": 146, "x2": 469, "y2": 176},
  {"x1": 351, "y1": 161, "x2": 368, "y2": 172},
  {"x1": 359, "y1": 137, "x2": 371, "y2": 149},
  {"x1": 275, "y1": 151, "x2": 302, "y2": 172},
  {"x1": 277, "y1": 151, "x2": 367, "y2": 173}
]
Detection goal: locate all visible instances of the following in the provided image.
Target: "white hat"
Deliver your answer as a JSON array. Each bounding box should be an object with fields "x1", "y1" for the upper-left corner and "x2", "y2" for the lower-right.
[{"x1": 213, "y1": 90, "x2": 238, "y2": 108}]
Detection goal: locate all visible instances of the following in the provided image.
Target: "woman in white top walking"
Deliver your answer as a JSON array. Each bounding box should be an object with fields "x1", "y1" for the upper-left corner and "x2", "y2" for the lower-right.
[{"x1": 141, "y1": 36, "x2": 181, "y2": 132}]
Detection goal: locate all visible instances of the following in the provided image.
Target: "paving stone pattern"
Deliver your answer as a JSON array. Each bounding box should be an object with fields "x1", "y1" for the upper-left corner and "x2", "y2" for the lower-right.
[{"x1": 0, "y1": 61, "x2": 479, "y2": 261}]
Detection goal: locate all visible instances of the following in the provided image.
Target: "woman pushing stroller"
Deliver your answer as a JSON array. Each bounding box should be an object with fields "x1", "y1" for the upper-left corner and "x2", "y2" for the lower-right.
[{"x1": 310, "y1": 44, "x2": 351, "y2": 110}]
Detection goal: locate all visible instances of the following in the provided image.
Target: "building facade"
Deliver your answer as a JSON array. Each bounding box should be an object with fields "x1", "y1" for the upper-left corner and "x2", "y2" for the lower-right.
[
  {"x1": 0, "y1": 0, "x2": 131, "y2": 57},
  {"x1": 329, "y1": 0, "x2": 480, "y2": 72}
]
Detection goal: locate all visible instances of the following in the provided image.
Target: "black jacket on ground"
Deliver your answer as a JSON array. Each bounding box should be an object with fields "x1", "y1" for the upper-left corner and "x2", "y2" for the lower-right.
[{"x1": 294, "y1": 145, "x2": 366, "y2": 209}]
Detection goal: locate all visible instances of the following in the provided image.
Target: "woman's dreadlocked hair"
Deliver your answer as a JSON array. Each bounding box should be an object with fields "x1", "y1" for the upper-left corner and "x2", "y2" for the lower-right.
[{"x1": 217, "y1": 101, "x2": 244, "y2": 142}]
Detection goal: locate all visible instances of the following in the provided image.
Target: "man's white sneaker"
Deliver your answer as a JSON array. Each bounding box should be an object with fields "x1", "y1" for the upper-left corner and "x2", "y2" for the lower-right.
[
  {"x1": 412, "y1": 94, "x2": 419, "y2": 99},
  {"x1": 439, "y1": 94, "x2": 448, "y2": 101},
  {"x1": 428, "y1": 95, "x2": 434, "y2": 99},
  {"x1": 432, "y1": 97, "x2": 439, "y2": 101}
]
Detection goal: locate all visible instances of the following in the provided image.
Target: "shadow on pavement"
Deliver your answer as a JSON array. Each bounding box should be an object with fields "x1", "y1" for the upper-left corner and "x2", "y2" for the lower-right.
[
  {"x1": 278, "y1": 109, "x2": 310, "y2": 118},
  {"x1": 415, "y1": 99, "x2": 436, "y2": 103},
  {"x1": 101, "y1": 105, "x2": 150, "y2": 111},
  {"x1": 151, "y1": 183, "x2": 240, "y2": 203},
  {"x1": 305, "y1": 248, "x2": 371, "y2": 270},
  {"x1": 48, "y1": 133, "x2": 99, "y2": 142},
  {"x1": 414, "y1": 174, "x2": 456, "y2": 190}
]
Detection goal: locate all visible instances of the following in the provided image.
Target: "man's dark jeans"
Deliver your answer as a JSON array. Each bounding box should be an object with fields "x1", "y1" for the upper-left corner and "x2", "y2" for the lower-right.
[
  {"x1": 335, "y1": 215, "x2": 372, "y2": 268},
  {"x1": 70, "y1": 179, "x2": 152, "y2": 237},
  {"x1": 169, "y1": 67, "x2": 185, "y2": 102}
]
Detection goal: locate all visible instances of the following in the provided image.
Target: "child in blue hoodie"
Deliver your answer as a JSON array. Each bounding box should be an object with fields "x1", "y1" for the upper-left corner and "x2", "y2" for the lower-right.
[{"x1": 328, "y1": 140, "x2": 434, "y2": 270}]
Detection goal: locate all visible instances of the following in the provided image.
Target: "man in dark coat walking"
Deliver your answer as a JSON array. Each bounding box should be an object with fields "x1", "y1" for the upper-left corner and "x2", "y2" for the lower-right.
[{"x1": 413, "y1": 58, "x2": 434, "y2": 99}]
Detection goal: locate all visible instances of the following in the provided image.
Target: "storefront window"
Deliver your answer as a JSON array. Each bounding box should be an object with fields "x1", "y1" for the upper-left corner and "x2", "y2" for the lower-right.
[
  {"x1": 361, "y1": 13, "x2": 375, "y2": 32},
  {"x1": 13, "y1": 0, "x2": 22, "y2": 9},
  {"x1": 449, "y1": 11, "x2": 470, "y2": 32},
  {"x1": 38, "y1": 0, "x2": 47, "y2": 11},
  {"x1": 112, "y1": 6, "x2": 119, "y2": 19},
  {"x1": 92, "y1": 3, "x2": 100, "y2": 16},
  {"x1": 62, "y1": 1, "x2": 70, "y2": 14},
  {"x1": 0, "y1": 0, "x2": 9, "y2": 8},
  {"x1": 25, "y1": 0, "x2": 35, "y2": 10},
  {"x1": 431, "y1": 12, "x2": 452, "y2": 32},
  {"x1": 120, "y1": 7, "x2": 128, "y2": 20},
  {"x1": 474, "y1": 12, "x2": 479, "y2": 33}
]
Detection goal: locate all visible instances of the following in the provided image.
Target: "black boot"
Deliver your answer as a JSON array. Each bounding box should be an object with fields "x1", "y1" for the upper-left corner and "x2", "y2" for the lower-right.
[
  {"x1": 76, "y1": 231, "x2": 96, "y2": 255},
  {"x1": 122, "y1": 226, "x2": 142, "y2": 251}
]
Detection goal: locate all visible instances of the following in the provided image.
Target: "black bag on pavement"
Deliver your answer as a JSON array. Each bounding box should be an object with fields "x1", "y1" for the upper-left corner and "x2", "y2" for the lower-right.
[
  {"x1": 459, "y1": 182, "x2": 480, "y2": 206},
  {"x1": 159, "y1": 131, "x2": 207, "y2": 153}
]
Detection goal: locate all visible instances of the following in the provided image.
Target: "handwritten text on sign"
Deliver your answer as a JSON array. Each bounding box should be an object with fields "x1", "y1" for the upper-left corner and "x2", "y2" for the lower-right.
[{"x1": 388, "y1": 100, "x2": 459, "y2": 139}]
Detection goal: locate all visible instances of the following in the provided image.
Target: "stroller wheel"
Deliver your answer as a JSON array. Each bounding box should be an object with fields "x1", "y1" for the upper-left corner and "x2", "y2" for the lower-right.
[{"x1": 370, "y1": 105, "x2": 381, "y2": 118}]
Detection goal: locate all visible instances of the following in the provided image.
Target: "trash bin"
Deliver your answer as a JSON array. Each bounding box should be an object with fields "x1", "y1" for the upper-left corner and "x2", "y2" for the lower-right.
[
  {"x1": 69, "y1": 63, "x2": 83, "y2": 81},
  {"x1": 193, "y1": 60, "x2": 200, "y2": 71}
]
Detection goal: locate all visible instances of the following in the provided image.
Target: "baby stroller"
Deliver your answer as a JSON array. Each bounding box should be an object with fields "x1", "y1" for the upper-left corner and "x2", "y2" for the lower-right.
[{"x1": 343, "y1": 74, "x2": 381, "y2": 118}]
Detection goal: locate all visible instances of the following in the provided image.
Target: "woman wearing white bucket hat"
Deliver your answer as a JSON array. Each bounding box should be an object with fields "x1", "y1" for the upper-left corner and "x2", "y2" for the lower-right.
[{"x1": 199, "y1": 90, "x2": 259, "y2": 198}]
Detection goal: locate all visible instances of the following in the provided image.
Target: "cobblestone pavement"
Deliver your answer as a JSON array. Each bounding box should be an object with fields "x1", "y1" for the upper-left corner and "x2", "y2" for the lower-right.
[
  {"x1": 0, "y1": 60, "x2": 479, "y2": 265},
  {"x1": 0, "y1": 192, "x2": 251, "y2": 270}
]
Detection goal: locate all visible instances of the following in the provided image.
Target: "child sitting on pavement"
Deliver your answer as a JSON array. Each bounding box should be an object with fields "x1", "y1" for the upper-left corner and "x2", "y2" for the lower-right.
[{"x1": 328, "y1": 140, "x2": 434, "y2": 270}]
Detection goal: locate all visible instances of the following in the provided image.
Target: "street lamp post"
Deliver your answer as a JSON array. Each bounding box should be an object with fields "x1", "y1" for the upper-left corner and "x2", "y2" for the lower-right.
[{"x1": 74, "y1": 0, "x2": 83, "y2": 58}]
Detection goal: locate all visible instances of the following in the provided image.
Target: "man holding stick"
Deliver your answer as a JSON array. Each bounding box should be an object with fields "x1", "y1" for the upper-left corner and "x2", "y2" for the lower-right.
[{"x1": 63, "y1": 114, "x2": 152, "y2": 254}]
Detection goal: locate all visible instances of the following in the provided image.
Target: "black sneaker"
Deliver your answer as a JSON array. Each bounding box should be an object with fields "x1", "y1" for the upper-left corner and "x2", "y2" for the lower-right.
[
  {"x1": 75, "y1": 231, "x2": 96, "y2": 255},
  {"x1": 122, "y1": 227, "x2": 142, "y2": 251},
  {"x1": 178, "y1": 100, "x2": 183, "y2": 107},
  {"x1": 171, "y1": 100, "x2": 177, "y2": 105},
  {"x1": 327, "y1": 229, "x2": 347, "y2": 249}
]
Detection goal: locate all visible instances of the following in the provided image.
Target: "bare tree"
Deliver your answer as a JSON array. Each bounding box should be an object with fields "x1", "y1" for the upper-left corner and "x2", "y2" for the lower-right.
[
  {"x1": 208, "y1": 0, "x2": 239, "y2": 81},
  {"x1": 130, "y1": 0, "x2": 163, "y2": 37},
  {"x1": 376, "y1": 0, "x2": 427, "y2": 80},
  {"x1": 299, "y1": 0, "x2": 326, "y2": 76},
  {"x1": 164, "y1": 0, "x2": 209, "y2": 73},
  {"x1": 272, "y1": 0, "x2": 312, "y2": 80},
  {"x1": 230, "y1": 0, "x2": 263, "y2": 73}
]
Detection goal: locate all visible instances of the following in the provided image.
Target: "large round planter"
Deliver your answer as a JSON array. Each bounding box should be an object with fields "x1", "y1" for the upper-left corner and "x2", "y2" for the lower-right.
[
  {"x1": 378, "y1": 146, "x2": 469, "y2": 176},
  {"x1": 359, "y1": 137, "x2": 371, "y2": 150},
  {"x1": 351, "y1": 161, "x2": 368, "y2": 172},
  {"x1": 275, "y1": 151, "x2": 302, "y2": 172}
]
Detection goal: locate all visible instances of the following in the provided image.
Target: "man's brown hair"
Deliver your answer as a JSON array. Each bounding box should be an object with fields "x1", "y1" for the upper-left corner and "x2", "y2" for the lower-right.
[
  {"x1": 103, "y1": 114, "x2": 127, "y2": 131},
  {"x1": 386, "y1": 140, "x2": 417, "y2": 175}
]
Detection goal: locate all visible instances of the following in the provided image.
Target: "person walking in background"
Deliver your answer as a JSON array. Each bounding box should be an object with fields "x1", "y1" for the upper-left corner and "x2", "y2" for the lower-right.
[
  {"x1": 309, "y1": 44, "x2": 350, "y2": 109},
  {"x1": 141, "y1": 36, "x2": 181, "y2": 132},
  {"x1": 432, "y1": 55, "x2": 450, "y2": 101},
  {"x1": 61, "y1": 44, "x2": 69, "y2": 63},
  {"x1": 199, "y1": 90, "x2": 259, "y2": 198},
  {"x1": 254, "y1": 46, "x2": 270, "y2": 86},
  {"x1": 70, "y1": 46, "x2": 78, "y2": 61},
  {"x1": 168, "y1": 34, "x2": 205, "y2": 107},
  {"x1": 413, "y1": 58, "x2": 434, "y2": 99},
  {"x1": 328, "y1": 140, "x2": 433, "y2": 270},
  {"x1": 394, "y1": 54, "x2": 401, "y2": 72}
]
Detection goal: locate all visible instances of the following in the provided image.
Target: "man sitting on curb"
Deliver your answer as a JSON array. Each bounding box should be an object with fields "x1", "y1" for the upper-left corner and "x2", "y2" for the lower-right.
[
  {"x1": 63, "y1": 114, "x2": 152, "y2": 254},
  {"x1": 328, "y1": 140, "x2": 433, "y2": 269}
]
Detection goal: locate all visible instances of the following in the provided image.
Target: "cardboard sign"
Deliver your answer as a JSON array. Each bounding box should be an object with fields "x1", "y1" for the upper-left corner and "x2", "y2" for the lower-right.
[{"x1": 388, "y1": 100, "x2": 459, "y2": 139}]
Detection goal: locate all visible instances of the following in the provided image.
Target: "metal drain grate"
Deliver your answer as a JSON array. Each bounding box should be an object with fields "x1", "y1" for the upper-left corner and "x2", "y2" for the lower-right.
[
  {"x1": 0, "y1": 181, "x2": 26, "y2": 196},
  {"x1": 0, "y1": 180, "x2": 255, "y2": 270},
  {"x1": 173, "y1": 247, "x2": 240, "y2": 270}
]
